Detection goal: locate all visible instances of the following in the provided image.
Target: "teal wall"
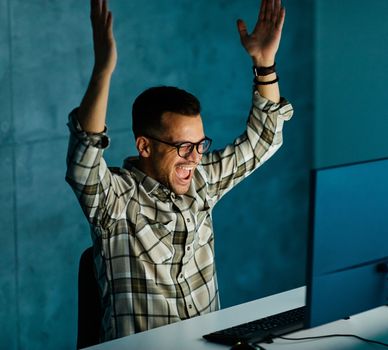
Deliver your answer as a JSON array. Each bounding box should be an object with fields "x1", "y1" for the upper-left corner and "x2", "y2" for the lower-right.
[
  {"x1": 315, "y1": 0, "x2": 388, "y2": 168},
  {"x1": 0, "y1": 0, "x2": 313, "y2": 349}
]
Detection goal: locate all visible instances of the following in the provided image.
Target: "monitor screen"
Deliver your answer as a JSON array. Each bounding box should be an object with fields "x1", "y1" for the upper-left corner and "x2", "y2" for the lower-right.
[{"x1": 306, "y1": 157, "x2": 388, "y2": 328}]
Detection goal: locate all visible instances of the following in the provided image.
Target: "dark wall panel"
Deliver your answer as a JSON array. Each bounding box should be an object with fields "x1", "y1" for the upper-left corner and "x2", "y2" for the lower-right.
[{"x1": 315, "y1": 0, "x2": 388, "y2": 167}]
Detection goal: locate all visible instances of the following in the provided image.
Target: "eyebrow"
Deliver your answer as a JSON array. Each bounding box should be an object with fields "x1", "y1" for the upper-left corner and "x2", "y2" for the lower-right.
[{"x1": 165, "y1": 136, "x2": 207, "y2": 144}]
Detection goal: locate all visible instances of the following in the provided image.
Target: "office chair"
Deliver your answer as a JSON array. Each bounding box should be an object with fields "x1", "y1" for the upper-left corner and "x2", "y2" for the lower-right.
[{"x1": 77, "y1": 246, "x2": 101, "y2": 349}]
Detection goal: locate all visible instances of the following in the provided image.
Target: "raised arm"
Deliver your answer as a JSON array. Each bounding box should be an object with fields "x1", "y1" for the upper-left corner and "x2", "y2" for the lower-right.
[
  {"x1": 77, "y1": 0, "x2": 117, "y2": 132},
  {"x1": 237, "y1": 0, "x2": 285, "y2": 103}
]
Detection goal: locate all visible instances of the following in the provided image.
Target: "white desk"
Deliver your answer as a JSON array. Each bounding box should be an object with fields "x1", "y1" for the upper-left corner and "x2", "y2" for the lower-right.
[{"x1": 84, "y1": 287, "x2": 388, "y2": 350}]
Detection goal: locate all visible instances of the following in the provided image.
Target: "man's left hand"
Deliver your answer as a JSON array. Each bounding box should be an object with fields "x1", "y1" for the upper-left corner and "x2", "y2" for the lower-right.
[{"x1": 237, "y1": 0, "x2": 285, "y2": 67}]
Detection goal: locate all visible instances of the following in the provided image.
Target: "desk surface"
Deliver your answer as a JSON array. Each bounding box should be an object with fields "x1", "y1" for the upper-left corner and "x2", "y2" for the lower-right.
[{"x1": 85, "y1": 287, "x2": 388, "y2": 350}]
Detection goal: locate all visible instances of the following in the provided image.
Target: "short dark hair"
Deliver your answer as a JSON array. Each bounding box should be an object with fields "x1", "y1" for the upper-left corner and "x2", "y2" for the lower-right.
[{"x1": 132, "y1": 86, "x2": 201, "y2": 138}]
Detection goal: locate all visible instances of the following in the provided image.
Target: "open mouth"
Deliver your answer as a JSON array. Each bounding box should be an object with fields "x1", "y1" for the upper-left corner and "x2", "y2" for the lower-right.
[{"x1": 176, "y1": 165, "x2": 194, "y2": 181}]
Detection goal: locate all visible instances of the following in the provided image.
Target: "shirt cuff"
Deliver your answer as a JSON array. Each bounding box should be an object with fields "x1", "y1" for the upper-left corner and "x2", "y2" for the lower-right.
[
  {"x1": 67, "y1": 108, "x2": 110, "y2": 149},
  {"x1": 253, "y1": 90, "x2": 294, "y2": 121}
]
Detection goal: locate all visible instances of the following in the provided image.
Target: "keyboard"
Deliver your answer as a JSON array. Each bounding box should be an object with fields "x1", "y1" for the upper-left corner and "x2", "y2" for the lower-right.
[{"x1": 203, "y1": 306, "x2": 306, "y2": 345}]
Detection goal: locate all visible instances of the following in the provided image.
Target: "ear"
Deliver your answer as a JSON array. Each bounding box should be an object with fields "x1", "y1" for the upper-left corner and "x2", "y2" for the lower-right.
[{"x1": 136, "y1": 136, "x2": 152, "y2": 158}]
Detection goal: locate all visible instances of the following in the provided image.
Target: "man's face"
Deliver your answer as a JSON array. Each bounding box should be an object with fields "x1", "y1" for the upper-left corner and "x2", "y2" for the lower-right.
[{"x1": 146, "y1": 112, "x2": 205, "y2": 195}]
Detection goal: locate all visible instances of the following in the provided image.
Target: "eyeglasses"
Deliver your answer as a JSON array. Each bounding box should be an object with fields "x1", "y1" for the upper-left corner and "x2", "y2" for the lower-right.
[{"x1": 146, "y1": 135, "x2": 212, "y2": 158}]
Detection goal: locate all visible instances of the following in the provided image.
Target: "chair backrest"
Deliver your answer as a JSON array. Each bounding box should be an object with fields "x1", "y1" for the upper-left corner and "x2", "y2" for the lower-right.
[{"x1": 77, "y1": 247, "x2": 101, "y2": 349}]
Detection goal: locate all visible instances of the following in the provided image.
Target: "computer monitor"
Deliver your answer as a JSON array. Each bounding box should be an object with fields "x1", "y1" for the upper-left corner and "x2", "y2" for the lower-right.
[{"x1": 306, "y1": 157, "x2": 388, "y2": 328}]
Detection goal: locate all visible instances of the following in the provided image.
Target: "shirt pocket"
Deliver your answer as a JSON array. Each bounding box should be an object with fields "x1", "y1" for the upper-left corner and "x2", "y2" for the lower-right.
[
  {"x1": 134, "y1": 214, "x2": 175, "y2": 264},
  {"x1": 191, "y1": 210, "x2": 215, "y2": 273},
  {"x1": 196, "y1": 210, "x2": 213, "y2": 246}
]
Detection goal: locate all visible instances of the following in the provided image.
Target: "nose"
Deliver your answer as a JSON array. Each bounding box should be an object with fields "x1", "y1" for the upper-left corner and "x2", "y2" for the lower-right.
[{"x1": 185, "y1": 147, "x2": 202, "y2": 163}]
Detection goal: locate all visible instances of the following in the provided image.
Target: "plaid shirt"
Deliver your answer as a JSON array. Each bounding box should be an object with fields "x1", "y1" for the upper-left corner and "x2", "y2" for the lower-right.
[{"x1": 66, "y1": 90, "x2": 293, "y2": 342}]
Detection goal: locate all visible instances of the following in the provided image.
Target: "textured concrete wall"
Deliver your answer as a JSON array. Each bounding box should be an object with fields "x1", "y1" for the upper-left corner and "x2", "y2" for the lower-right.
[{"x1": 0, "y1": 0, "x2": 313, "y2": 349}]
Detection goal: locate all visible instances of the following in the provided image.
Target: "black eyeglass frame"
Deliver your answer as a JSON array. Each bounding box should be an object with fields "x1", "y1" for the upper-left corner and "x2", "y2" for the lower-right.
[{"x1": 145, "y1": 135, "x2": 212, "y2": 158}]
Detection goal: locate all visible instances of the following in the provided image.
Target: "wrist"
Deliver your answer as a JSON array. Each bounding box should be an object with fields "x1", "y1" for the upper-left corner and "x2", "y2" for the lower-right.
[
  {"x1": 251, "y1": 56, "x2": 275, "y2": 68},
  {"x1": 253, "y1": 62, "x2": 276, "y2": 77}
]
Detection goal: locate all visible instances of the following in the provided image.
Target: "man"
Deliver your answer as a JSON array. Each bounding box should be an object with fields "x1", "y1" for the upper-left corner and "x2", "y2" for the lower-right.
[{"x1": 66, "y1": 0, "x2": 293, "y2": 343}]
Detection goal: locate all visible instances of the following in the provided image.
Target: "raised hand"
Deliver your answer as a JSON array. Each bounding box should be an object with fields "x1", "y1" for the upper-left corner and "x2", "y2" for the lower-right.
[
  {"x1": 237, "y1": 0, "x2": 285, "y2": 66},
  {"x1": 90, "y1": 0, "x2": 117, "y2": 76},
  {"x1": 77, "y1": 0, "x2": 117, "y2": 132}
]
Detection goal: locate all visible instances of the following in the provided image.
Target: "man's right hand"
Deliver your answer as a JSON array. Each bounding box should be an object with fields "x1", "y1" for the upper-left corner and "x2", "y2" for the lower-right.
[
  {"x1": 77, "y1": 0, "x2": 116, "y2": 132},
  {"x1": 90, "y1": 0, "x2": 117, "y2": 77}
]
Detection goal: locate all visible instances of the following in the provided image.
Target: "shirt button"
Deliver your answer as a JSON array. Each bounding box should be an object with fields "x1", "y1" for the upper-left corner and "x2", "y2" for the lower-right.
[
  {"x1": 188, "y1": 304, "x2": 193, "y2": 309},
  {"x1": 186, "y1": 218, "x2": 191, "y2": 223},
  {"x1": 187, "y1": 246, "x2": 191, "y2": 251},
  {"x1": 179, "y1": 274, "x2": 183, "y2": 280}
]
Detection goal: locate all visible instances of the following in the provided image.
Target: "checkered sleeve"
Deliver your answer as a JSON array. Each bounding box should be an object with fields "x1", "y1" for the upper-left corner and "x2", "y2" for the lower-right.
[
  {"x1": 65, "y1": 108, "x2": 134, "y2": 228},
  {"x1": 201, "y1": 90, "x2": 293, "y2": 203}
]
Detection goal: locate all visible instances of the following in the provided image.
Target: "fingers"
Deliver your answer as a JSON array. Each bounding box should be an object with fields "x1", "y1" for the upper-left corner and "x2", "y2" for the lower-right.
[
  {"x1": 90, "y1": 0, "x2": 110, "y2": 25},
  {"x1": 273, "y1": 0, "x2": 281, "y2": 20},
  {"x1": 236, "y1": 19, "x2": 248, "y2": 41},
  {"x1": 102, "y1": 0, "x2": 108, "y2": 25},
  {"x1": 106, "y1": 11, "x2": 114, "y2": 39},
  {"x1": 265, "y1": 0, "x2": 273, "y2": 22},
  {"x1": 258, "y1": 0, "x2": 273, "y2": 22},
  {"x1": 90, "y1": 0, "x2": 99, "y2": 28},
  {"x1": 90, "y1": 0, "x2": 101, "y2": 20},
  {"x1": 90, "y1": 0, "x2": 101, "y2": 15},
  {"x1": 259, "y1": 0, "x2": 266, "y2": 22},
  {"x1": 276, "y1": 6, "x2": 285, "y2": 31},
  {"x1": 258, "y1": 0, "x2": 284, "y2": 24}
]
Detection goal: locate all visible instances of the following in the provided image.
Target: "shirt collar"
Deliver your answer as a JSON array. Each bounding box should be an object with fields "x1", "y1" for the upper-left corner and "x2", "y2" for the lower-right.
[{"x1": 122, "y1": 156, "x2": 171, "y2": 198}]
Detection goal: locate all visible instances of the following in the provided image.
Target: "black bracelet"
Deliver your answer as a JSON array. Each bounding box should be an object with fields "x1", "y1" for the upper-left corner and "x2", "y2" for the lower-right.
[
  {"x1": 253, "y1": 76, "x2": 279, "y2": 85},
  {"x1": 253, "y1": 63, "x2": 276, "y2": 77}
]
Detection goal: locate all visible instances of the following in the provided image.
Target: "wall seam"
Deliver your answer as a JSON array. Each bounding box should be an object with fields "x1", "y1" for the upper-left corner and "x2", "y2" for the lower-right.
[
  {"x1": 313, "y1": 0, "x2": 319, "y2": 169},
  {"x1": 312, "y1": 0, "x2": 317, "y2": 169}
]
